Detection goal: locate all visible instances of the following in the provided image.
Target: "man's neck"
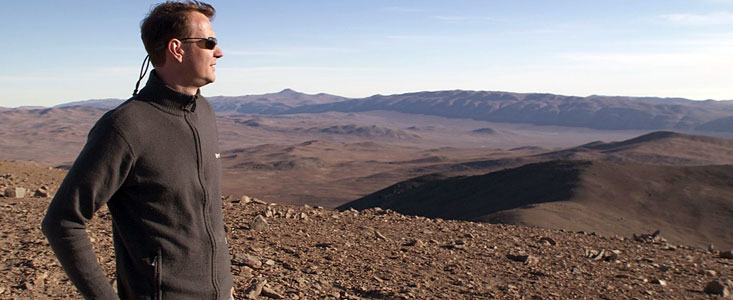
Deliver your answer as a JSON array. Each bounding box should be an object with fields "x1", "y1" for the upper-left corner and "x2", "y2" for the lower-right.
[{"x1": 155, "y1": 68, "x2": 198, "y2": 96}]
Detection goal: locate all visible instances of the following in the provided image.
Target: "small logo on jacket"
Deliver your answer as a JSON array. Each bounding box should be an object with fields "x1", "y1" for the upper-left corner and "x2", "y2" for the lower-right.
[{"x1": 215, "y1": 153, "x2": 221, "y2": 159}]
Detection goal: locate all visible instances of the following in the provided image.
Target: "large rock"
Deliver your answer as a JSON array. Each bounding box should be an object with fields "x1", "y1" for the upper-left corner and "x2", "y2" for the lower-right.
[
  {"x1": 261, "y1": 286, "x2": 284, "y2": 299},
  {"x1": 4, "y1": 187, "x2": 25, "y2": 198},
  {"x1": 245, "y1": 278, "x2": 267, "y2": 299},
  {"x1": 34, "y1": 188, "x2": 49, "y2": 198},
  {"x1": 232, "y1": 253, "x2": 262, "y2": 269},
  {"x1": 507, "y1": 252, "x2": 538, "y2": 265},
  {"x1": 704, "y1": 279, "x2": 732, "y2": 297},
  {"x1": 250, "y1": 215, "x2": 268, "y2": 231}
]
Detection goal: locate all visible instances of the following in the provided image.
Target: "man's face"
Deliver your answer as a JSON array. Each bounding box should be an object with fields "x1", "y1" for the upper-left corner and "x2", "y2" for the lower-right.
[{"x1": 180, "y1": 11, "x2": 223, "y2": 88}]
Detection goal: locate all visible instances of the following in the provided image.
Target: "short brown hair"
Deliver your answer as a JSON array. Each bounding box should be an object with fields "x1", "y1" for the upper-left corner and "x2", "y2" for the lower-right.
[{"x1": 141, "y1": 1, "x2": 215, "y2": 66}]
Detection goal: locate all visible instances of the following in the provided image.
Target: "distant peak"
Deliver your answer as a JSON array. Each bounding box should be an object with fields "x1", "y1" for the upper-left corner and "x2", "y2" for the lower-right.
[{"x1": 279, "y1": 88, "x2": 297, "y2": 94}]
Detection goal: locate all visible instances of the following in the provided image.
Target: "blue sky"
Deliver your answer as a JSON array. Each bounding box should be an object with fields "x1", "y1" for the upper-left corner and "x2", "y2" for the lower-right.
[{"x1": 2, "y1": 0, "x2": 733, "y2": 107}]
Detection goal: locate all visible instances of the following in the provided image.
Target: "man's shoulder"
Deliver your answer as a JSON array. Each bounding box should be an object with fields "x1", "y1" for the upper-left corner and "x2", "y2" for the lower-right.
[
  {"x1": 92, "y1": 99, "x2": 156, "y2": 139},
  {"x1": 100, "y1": 98, "x2": 161, "y2": 125}
]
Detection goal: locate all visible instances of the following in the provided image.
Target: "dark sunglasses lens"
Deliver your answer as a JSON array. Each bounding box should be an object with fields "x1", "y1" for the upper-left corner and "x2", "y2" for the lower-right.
[{"x1": 205, "y1": 38, "x2": 217, "y2": 49}]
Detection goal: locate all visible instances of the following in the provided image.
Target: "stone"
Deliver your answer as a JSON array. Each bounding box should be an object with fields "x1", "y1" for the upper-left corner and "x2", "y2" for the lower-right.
[
  {"x1": 404, "y1": 239, "x2": 425, "y2": 247},
  {"x1": 605, "y1": 250, "x2": 621, "y2": 262},
  {"x1": 700, "y1": 270, "x2": 717, "y2": 277},
  {"x1": 650, "y1": 279, "x2": 666, "y2": 286},
  {"x1": 299, "y1": 212, "x2": 308, "y2": 220},
  {"x1": 265, "y1": 259, "x2": 276, "y2": 266},
  {"x1": 704, "y1": 280, "x2": 731, "y2": 297},
  {"x1": 34, "y1": 188, "x2": 49, "y2": 197},
  {"x1": 245, "y1": 278, "x2": 267, "y2": 299},
  {"x1": 662, "y1": 244, "x2": 676, "y2": 251},
  {"x1": 585, "y1": 249, "x2": 606, "y2": 260},
  {"x1": 261, "y1": 286, "x2": 284, "y2": 299},
  {"x1": 539, "y1": 237, "x2": 556, "y2": 246},
  {"x1": 4, "y1": 187, "x2": 26, "y2": 198},
  {"x1": 507, "y1": 253, "x2": 538, "y2": 265},
  {"x1": 375, "y1": 230, "x2": 388, "y2": 240},
  {"x1": 250, "y1": 215, "x2": 268, "y2": 231},
  {"x1": 232, "y1": 253, "x2": 262, "y2": 269},
  {"x1": 240, "y1": 195, "x2": 252, "y2": 203},
  {"x1": 720, "y1": 250, "x2": 733, "y2": 259},
  {"x1": 251, "y1": 197, "x2": 267, "y2": 205},
  {"x1": 633, "y1": 230, "x2": 666, "y2": 244}
]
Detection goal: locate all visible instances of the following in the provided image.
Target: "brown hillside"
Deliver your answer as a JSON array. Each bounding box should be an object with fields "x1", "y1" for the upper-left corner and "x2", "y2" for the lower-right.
[
  {"x1": 1, "y1": 160, "x2": 732, "y2": 299},
  {"x1": 542, "y1": 131, "x2": 733, "y2": 165},
  {"x1": 339, "y1": 160, "x2": 733, "y2": 249}
]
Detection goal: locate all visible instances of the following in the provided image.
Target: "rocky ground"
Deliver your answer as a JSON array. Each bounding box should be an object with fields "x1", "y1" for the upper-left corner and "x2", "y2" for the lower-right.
[{"x1": 1, "y1": 160, "x2": 732, "y2": 299}]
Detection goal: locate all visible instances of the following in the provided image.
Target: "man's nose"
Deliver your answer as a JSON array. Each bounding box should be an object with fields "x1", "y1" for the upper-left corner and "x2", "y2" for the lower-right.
[{"x1": 214, "y1": 46, "x2": 223, "y2": 58}]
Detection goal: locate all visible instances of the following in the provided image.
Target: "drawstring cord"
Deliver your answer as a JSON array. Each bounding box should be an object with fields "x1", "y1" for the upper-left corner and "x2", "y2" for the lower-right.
[{"x1": 133, "y1": 55, "x2": 151, "y2": 96}]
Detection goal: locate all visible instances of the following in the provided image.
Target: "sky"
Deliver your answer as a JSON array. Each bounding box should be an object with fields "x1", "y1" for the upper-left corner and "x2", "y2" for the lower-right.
[{"x1": 2, "y1": 0, "x2": 733, "y2": 107}]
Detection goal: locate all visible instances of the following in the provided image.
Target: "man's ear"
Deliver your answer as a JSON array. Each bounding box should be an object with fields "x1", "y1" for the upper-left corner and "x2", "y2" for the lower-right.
[{"x1": 166, "y1": 39, "x2": 185, "y2": 63}]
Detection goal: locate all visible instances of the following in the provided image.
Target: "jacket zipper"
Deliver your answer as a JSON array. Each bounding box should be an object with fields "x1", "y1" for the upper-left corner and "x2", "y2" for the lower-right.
[
  {"x1": 154, "y1": 248, "x2": 162, "y2": 300},
  {"x1": 184, "y1": 109, "x2": 220, "y2": 299}
]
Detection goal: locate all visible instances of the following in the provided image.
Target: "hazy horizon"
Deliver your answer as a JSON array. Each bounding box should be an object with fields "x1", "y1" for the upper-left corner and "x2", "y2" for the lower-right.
[{"x1": 6, "y1": 87, "x2": 733, "y2": 109}]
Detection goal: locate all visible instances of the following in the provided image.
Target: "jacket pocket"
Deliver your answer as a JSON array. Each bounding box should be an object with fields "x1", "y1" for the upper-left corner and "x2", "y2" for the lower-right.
[{"x1": 153, "y1": 248, "x2": 163, "y2": 300}]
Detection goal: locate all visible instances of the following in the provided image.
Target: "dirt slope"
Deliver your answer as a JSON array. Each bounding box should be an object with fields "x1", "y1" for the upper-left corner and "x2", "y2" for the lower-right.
[
  {"x1": 541, "y1": 131, "x2": 733, "y2": 165},
  {"x1": 1, "y1": 160, "x2": 731, "y2": 299},
  {"x1": 340, "y1": 160, "x2": 733, "y2": 249}
]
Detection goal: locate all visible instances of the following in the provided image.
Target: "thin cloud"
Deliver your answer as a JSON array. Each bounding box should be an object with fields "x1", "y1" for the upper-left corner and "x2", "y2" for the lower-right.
[
  {"x1": 102, "y1": 66, "x2": 139, "y2": 73},
  {"x1": 383, "y1": 6, "x2": 425, "y2": 13},
  {"x1": 433, "y1": 16, "x2": 494, "y2": 22},
  {"x1": 217, "y1": 66, "x2": 386, "y2": 73},
  {"x1": 0, "y1": 75, "x2": 74, "y2": 82},
  {"x1": 226, "y1": 47, "x2": 352, "y2": 57},
  {"x1": 659, "y1": 12, "x2": 733, "y2": 26},
  {"x1": 226, "y1": 50, "x2": 292, "y2": 56},
  {"x1": 643, "y1": 32, "x2": 733, "y2": 47},
  {"x1": 560, "y1": 49, "x2": 732, "y2": 68},
  {"x1": 384, "y1": 34, "x2": 447, "y2": 42}
]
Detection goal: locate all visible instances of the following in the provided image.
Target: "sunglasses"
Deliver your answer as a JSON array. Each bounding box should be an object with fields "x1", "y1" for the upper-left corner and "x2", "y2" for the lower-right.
[{"x1": 179, "y1": 37, "x2": 218, "y2": 50}]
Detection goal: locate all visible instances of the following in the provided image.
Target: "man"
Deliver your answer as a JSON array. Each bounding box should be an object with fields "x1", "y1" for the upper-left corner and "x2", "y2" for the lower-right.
[{"x1": 42, "y1": 1, "x2": 233, "y2": 299}]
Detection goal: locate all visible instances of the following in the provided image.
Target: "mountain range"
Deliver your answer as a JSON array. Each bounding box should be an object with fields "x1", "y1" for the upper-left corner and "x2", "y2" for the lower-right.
[{"x1": 45, "y1": 89, "x2": 733, "y2": 132}]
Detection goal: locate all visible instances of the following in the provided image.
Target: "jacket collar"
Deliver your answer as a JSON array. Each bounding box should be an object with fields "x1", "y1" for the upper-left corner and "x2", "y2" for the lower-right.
[{"x1": 135, "y1": 70, "x2": 199, "y2": 114}]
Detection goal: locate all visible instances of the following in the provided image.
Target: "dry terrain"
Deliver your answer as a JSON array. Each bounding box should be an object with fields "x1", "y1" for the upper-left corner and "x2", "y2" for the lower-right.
[
  {"x1": 1, "y1": 161, "x2": 732, "y2": 299},
  {"x1": 341, "y1": 160, "x2": 733, "y2": 249},
  {"x1": 0, "y1": 105, "x2": 654, "y2": 205},
  {"x1": 2, "y1": 93, "x2": 733, "y2": 298}
]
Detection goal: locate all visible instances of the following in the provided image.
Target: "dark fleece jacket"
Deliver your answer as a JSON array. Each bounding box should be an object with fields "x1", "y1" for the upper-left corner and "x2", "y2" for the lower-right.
[{"x1": 42, "y1": 71, "x2": 233, "y2": 300}]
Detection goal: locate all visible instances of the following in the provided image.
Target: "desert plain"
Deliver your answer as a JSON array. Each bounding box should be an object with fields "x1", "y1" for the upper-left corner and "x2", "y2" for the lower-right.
[{"x1": 1, "y1": 89, "x2": 732, "y2": 298}]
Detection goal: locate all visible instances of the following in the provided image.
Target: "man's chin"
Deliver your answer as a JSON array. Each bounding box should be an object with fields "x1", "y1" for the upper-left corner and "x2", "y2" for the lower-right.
[{"x1": 196, "y1": 77, "x2": 215, "y2": 87}]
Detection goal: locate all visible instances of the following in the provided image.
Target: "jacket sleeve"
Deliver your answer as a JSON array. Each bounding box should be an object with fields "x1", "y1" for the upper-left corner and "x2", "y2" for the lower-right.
[{"x1": 41, "y1": 118, "x2": 135, "y2": 300}]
